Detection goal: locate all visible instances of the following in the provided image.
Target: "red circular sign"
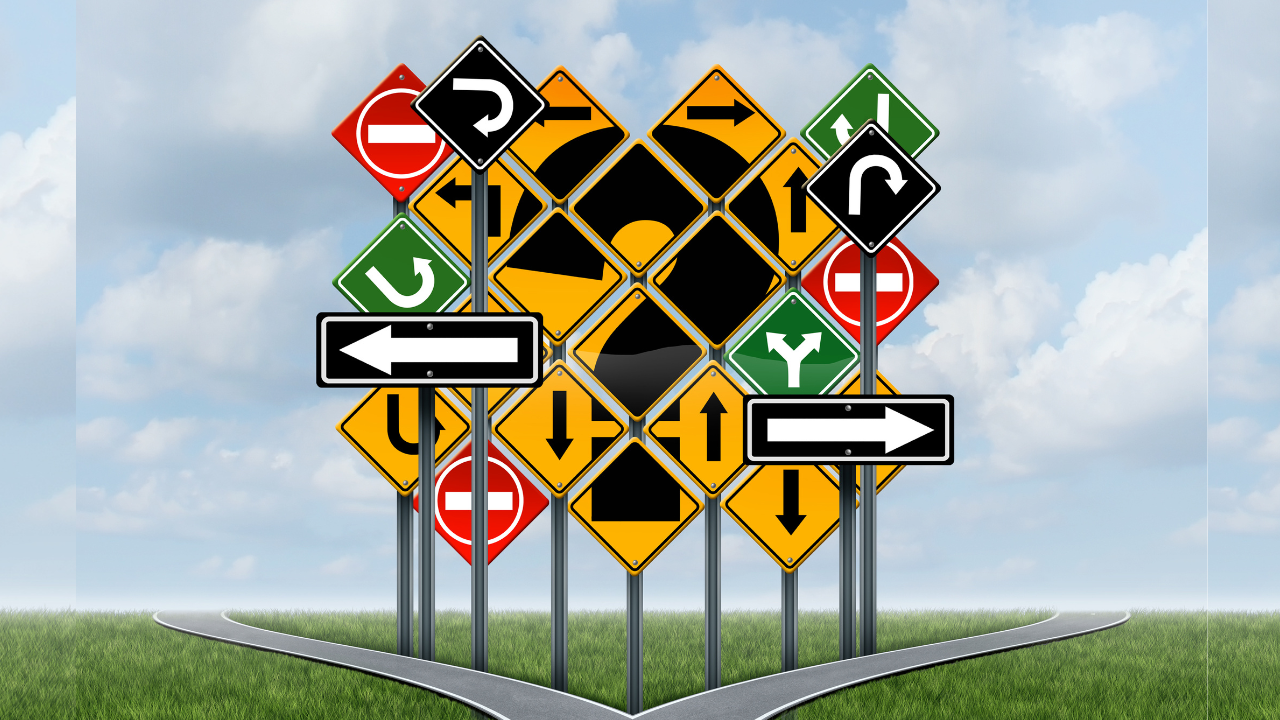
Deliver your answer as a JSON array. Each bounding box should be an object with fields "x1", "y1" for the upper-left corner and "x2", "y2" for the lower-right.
[
  {"x1": 414, "y1": 442, "x2": 548, "y2": 564},
  {"x1": 801, "y1": 237, "x2": 939, "y2": 346}
]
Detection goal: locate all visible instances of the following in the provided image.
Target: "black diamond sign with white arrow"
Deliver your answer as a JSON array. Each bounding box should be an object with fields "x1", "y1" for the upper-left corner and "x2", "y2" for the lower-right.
[
  {"x1": 804, "y1": 120, "x2": 939, "y2": 254},
  {"x1": 316, "y1": 313, "x2": 542, "y2": 387},
  {"x1": 744, "y1": 395, "x2": 953, "y2": 464},
  {"x1": 412, "y1": 37, "x2": 546, "y2": 172}
]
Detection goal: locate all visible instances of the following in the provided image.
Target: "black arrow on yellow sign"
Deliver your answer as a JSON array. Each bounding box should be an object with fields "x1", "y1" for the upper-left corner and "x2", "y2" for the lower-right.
[
  {"x1": 686, "y1": 100, "x2": 755, "y2": 125},
  {"x1": 536, "y1": 106, "x2": 591, "y2": 124},
  {"x1": 783, "y1": 169, "x2": 807, "y2": 233},
  {"x1": 547, "y1": 390, "x2": 571, "y2": 458},
  {"x1": 435, "y1": 180, "x2": 501, "y2": 238},
  {"x1": 702, "y1": 393, "x2": 726, "y2": 462},
  {"x1": 777, "y1": 469, "x2": 805, "y2": 535}
]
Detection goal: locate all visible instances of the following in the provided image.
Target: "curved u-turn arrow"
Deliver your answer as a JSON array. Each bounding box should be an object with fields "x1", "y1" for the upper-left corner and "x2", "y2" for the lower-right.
[
  {"x1": 453, "y1": 78, "x2": 514, "y2": 136},
  {"x1": 154, "y1": 609, "x2": 1128, "y2": 720},
  {"x1": 849, "y1": 154, "x2": 906, "y2": 215},
  {"x1": 365, "y1": 257, "x2": 435, "y2": 308}
]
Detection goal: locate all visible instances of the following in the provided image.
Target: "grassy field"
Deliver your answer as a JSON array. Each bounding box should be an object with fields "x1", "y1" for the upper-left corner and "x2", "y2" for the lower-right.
[{"x1": 3, "y1": 609, "x2": 1275, "y2": 719}]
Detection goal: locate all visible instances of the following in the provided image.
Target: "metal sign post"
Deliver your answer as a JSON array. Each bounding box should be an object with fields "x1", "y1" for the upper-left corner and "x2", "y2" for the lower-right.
[
  {"x1": 471, "y1": 168, "x2": 489, "y2": 672},
  {"x1": 782, "y1": 568, "x2": 798, "y2": 672},
  {"x1": 418, "y1": 391, "x2": 436, "y2": 660},
  {"x1": 858, "y1": 250, "x2": 876, "y2": 656},
  {"x1": 627, "y1": 570, "x2": 643, "y2": 714},
  {"x1": 704, "y1": 491, "x2": 721, "y2": 690},
  {"x1": 393, "y1": 196, "x2": 413, "y2": 658},
  {"x1": 551, "y1": 493, "x2": 568, "y2": 691},
  {"x1": 839, "y1": 464, "x2": 855, "y2": 660}
]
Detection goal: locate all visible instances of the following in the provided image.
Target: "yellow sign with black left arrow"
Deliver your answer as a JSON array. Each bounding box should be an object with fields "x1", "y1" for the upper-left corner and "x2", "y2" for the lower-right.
[
  {"x1": 646, "y1": 362, "x2": 747, "y2": 496},
  {"x1": 727, "y1": 139, "x2": 838, "y2": 274},
  {"x1": 337, "y1": 388, "x2": 470, "y2": 495},
  {"x1": 649, "y1": 65, "x2": 783, "y2": 201},
  {"x1": 411, "y1": 156, "x2": 545, "y2": 267},
  {"x1": 723, "y1": 464, "x2": 839, "y2": 572},
  {"x1": 508, "y1": 66, "x2": 629, "y2": 203}
]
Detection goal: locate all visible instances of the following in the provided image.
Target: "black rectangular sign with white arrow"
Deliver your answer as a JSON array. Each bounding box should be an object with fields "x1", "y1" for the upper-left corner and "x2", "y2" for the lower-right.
[
  {"x1": 316, "y1": 313, "x2": 543, "y2": 388},
  {"x1": 744, "y1": 395, "x2": 953, "y2": 464}
]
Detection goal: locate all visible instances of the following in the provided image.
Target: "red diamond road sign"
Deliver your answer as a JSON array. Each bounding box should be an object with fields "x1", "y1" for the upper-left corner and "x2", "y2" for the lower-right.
[
  {"x1": 802, "y1": 237, "x2": 938, "y2": 345},
  {"x1": 333, "y1": 63, "x2": 454, "y2": 202},
  {"x1": 414, "y1": 441, "x2": 548, "y2": 564}
]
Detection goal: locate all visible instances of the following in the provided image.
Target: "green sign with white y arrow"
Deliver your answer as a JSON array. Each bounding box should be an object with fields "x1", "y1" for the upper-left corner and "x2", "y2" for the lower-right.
[
  {"x1": 726, "y1": 290, "x2": 859, "y2": 395},
  {"x1": 333, "y1": 214, "x2": 470, "y2": 313},
  {"x1": 801, "y1": 63, "x2": 938, "y2": 160}
]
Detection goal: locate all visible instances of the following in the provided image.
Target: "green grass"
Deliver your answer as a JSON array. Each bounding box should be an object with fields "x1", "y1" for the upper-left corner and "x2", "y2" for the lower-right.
[{"x1": 7, "y1": 609, "x2": 1274, "y2": 718}]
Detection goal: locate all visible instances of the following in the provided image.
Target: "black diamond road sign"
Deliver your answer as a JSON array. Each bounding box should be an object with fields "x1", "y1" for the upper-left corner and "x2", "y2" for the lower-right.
[
  {"x1": 745, "y1": 394, "x2": 954, "y2": 464},
  {"x1": 317, "y1": 313, "x2": 543, "y2": 388},
  {"x1": 804, "y1": 120, "x2": 939, "y2": 254},
  {"x1": 412, "y1": 37, "x2": 546, "y2": 172}
]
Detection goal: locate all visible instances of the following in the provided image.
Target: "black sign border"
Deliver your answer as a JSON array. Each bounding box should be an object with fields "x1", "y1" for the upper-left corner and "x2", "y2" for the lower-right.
[{"x1": 744, "y1": 394, "x2": 954, "y2": 464}]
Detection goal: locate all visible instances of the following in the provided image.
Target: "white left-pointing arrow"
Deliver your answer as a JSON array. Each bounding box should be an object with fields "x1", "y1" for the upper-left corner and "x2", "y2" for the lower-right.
[
  {"x1": 340, "y1": 326, "x2": 518, "y2": 374},
  {"x1": 767, "y1": 407, "x2": 932, "y2": 452}
]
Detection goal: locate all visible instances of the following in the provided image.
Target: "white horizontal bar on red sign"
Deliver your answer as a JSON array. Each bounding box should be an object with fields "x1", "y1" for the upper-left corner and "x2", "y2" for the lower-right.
[
  {"x1": 444, "y1": 492, "x2": 514, "y2": 511},
  {"x1": 834, "y1": 273, "x2": 903, "y2": 292},
  {"x1": 368, "y1": 125, "x2": 437, "y2": 143}
]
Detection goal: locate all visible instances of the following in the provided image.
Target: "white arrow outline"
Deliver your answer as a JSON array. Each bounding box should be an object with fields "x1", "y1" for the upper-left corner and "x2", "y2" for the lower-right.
[{"x1": 453, "y1": 78, "x2": 513, "y2": 136}]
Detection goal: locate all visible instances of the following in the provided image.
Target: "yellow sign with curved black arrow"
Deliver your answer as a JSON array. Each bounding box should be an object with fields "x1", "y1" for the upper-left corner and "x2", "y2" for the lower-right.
[
  {"x1": 508, "y1": 66, "x2": 629, "y2": 203},
  {"x1": 411, "y1": 156, "x2": 545, "y2": 266},
  {"x1": 649, "y1": 65, "x2": 783, "y2": 201},
  {"x1": 337, "y1": 388, "x2": 470, "y2": 495}
]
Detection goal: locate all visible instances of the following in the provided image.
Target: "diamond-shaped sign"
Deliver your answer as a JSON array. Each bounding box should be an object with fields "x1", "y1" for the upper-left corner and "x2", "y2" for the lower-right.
[
  {"x1": 572, "y1": 285, "x2": 706, "y2": 420},
  {"x1": 332, "y1": 214, "x2": 469, "y2": 313},
  {"x1": 726, "y1": 289, "x2": 859, "y2": 395},
  {"x1": 649, "y1": 213, "x2": 783, "y2": 349},
  {"x1": 646, "y1": 362, "x2": 748, "y2": 496},
  {"x1": 410, "y1": 157, "x2": 545, "y2": 268},
  {"x1": 570, "y1": 440, "x2": 703, "y2": 574},
  {"x1": 723, "y1": 464, "x2": 839, "y2": 572},
  {"x1": 802, "y1": 237, "x2": 938, "y2": 346},
  {"x1": 804, "y1": 121, "x2": 939, "y2": 255},
  {"x1": 494, "y1": 361, "x2": 625, "y2": 497},
  {"x1": 802, "y1": 63, "x2": 938, "y2": 160},
  {"x1": 337, "y1": 388, "x2": 470, "y2": 495}
]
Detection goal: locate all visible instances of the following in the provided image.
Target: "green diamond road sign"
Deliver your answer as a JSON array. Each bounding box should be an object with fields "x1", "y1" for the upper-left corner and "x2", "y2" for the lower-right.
[
  {"x1": 334, "y1": 214, "x2": 469, "y2": 313},
  {"x1": 727, "y1": 290, "x2": 859, "y2": 395},
  {"x1": 801, "y1": 63, "x2": 938, "y2": 160}
]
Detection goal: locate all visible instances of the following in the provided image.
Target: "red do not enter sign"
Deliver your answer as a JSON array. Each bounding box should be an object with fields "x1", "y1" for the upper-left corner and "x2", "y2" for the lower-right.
[{"x1": 802, "y1": 237, "x2": 938, "y2": 346}]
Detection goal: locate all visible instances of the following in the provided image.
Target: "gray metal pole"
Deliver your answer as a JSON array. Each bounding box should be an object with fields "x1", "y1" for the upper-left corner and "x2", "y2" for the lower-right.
[
  {"x1": 418, "y1": 389, "x2": 436, "y2": 660},
  {"x1": 859, "y1": 249, "x2": 877, "y2": 656},
  {"x1": 839, "y1": 463, "x2": 855, "y2": 660},
  {"x1": 704, "y1": 492, "x2": 721, "y2": 690},
  {"x1": 470, "y1": 169, "x2": 489, "y2": 672},
  {"x1": 782, "y1": 568, "x2": 798, "y2": 672},
  {"x1": 551, "y1": 494, "x2": 568, "y2": 691},
  {"x1": 393, "y1": 196, "x2": 412, "y2": 658},
  {"x1": 626, "y1": 571, "x2": 643, "y2": 714}
]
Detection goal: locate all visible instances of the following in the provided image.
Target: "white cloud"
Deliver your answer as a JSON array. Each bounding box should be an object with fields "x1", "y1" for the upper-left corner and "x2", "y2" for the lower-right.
[
  {"x1": 77, "y1": 232, "x2": 338, "y2": 402},
  {"x1": 191, "y1": 554, "x2": 258, "y2": 580},
  {"x1": 320, "y1": 554, "x2": 366, "y2": 576},
  {"x1": 1208, "y1": 417, "x2": 1261, "y2": 454},
  {"x1": 76, "y1": 417, "x2": 130, "y2": 453},
  {"x1": 24, "y1": 486, "x2": 76, "y2": 526},
  {"x1": 952, "y1": 555, "x2": 1037, "y2": 587},
  {"x1": 119, "y1": 418, "x2": 199, "y2": 463},
  {"x1": 1215, "y1": 274, "x2": 1280, "y2": 350},
  {"x1": 225, "y1": 555, "x2": 257, "y2": 580},
  {"x1": 1170, "y1": 517, "x2": 1207, "y2": 546}
]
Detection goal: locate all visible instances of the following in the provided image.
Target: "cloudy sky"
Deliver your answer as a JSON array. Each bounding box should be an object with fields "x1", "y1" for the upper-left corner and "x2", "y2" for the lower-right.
[{"x1": 1, "y1": 0, "x2": 1269, "y2": 613}]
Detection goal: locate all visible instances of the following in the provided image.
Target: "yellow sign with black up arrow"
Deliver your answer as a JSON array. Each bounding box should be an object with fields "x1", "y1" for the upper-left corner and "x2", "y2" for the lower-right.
[
  {"x1": 508, "y1": 66, "x2": 629, "y2": 203},
  {"x1": 727, "y1": 139, "x2": 838, "y2": 274},
  {"x1": 570, "y1": 440, "x2": 703, "y2": 574},
  {"x1": 491, "y1": 209, "x2": 625, "y2": 343},
  {"x1": 646, "y1": 362, "x2": 747, "y2": 496},
  {"x1": 337, "y1": 388, "x2": 470, "y2": 495},
  {"x1": 649, "y1": 65, "x2": 783, "y2": 201},
  {"x1": 571, "y1": 141, "x2": 706, "y2": 273},
  {"x1": 494, "y1": 361, "x2": 625, "y2": 497},
  {"x1": 411, "y1": 156, "x2": 545, "y2": 266},
  {"x1": 723, "y1": 464, "x2": 839, "y2": 572}
]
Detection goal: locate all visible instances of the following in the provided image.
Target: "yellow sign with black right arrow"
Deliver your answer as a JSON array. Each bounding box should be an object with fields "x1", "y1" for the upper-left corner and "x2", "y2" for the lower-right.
[
  {"x1": 649, "y1": 65, "x2": 783, "y2": 201},
  {"x1": 411, "y1": 156, "x2": 545, "y2": 267},
  {"x1": 337, "y1": 388, "x2": 470, "y2": 495}
]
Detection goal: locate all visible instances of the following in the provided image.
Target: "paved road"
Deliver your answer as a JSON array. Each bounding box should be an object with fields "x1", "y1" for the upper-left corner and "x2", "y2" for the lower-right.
[{"x1": 155, "y1": 609, "x2": 1128, "y2": 720}]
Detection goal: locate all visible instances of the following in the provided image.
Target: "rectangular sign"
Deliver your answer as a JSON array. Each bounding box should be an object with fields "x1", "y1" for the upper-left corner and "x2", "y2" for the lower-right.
[
  {"x1": 745, "y1": 395, "x2": 953, "y2": 464},
  {"x1": 316, "y1": 313, "x2": 542, "y2": 388}
]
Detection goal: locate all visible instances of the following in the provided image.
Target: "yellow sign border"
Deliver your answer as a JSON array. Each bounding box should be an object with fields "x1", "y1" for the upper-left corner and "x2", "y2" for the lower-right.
[
  {"x1": 644, "y1": 361, "x2": 748, "y2": 496},
  {"x1": 336, "y1": 388, "x2": 471, "y2": 496},
  {"x1": 723, "y1": 464, "x2": 839, "y2": 572}
]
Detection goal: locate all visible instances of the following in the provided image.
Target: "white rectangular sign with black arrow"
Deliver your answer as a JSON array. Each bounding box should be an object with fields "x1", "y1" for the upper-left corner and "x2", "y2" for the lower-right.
[
  {"x1": 744, "y1": 395, "x2": 953, "y2": 464},
  {"x1": 316, "y1": 313, "x2": 543, "y2": 387}
]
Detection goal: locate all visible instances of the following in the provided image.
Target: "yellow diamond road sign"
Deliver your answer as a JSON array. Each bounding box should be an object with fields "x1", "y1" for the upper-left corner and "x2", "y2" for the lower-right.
[
  {"x1": 508, "y1": 66, "x2": 629, "y2": 203},
  {"x1": 649, "y1": 65, "x2": 783, "y2": 201},
  {"x1": 337, "y1": 388, "x2": 470, "y2": 495},
  {"x1": 727, "y1": 139, "x2": 838, "y2": 274},
  {"x1": 836, "y1": 370, "x2": 907, "y2": 494},
  {"x1": 646, "y1": 362, "x2": 747, "y2": 496},
  {"x1": 723, "y1": 464, "x2": 839, "y2": 572},
  {"x1": 411, "y1": 156, "x2": 545, "y2": 267},
  {"x1": 570, "y1": 440, "x2": 703, "y2": 575},
  {"x1": 491, "y1": 209, "x2": 626, "y2": 343},
  {"x1": 495, "y1": 361, "x2": 626, "y2": 498}
]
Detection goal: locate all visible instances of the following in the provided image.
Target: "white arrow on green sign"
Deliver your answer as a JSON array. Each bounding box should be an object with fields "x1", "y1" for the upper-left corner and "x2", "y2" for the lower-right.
[
  {"x1": 727, "y1": 290, "x2": 859, "y2": 395},
  {"x1": 334, "y1": 214, "x2": 470, "y2": 313},
  {"x1": 801, "y1": 63, "x2": 938, "y2": 160}
]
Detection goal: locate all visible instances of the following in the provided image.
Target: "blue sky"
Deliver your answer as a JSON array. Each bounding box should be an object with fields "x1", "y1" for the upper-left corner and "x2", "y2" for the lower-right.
[{"x1": 2, "y1": 0, "x2": 1271, "y2": 613}]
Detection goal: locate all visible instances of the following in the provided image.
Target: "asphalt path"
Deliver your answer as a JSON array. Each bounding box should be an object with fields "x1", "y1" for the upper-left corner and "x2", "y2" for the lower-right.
[{"x1": 155, "y1": 609, "x2": 1128, "y2": 720}]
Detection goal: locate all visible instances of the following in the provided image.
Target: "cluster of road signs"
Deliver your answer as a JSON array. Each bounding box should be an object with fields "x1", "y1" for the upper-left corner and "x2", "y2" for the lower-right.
[{"x1": 323, "y1": 41, "x2": 955, "y2": 576}]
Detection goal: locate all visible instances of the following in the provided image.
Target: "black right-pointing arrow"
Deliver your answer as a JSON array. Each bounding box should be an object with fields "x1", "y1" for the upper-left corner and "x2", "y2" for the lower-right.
[
  {"x1": 535, "y1": 106, "x2": 592, "y2": 125},
  {"x1": 783, "y1": 168, "x2": 808, "y2": 233},
  {"x1": 776, "y1": 469, "x2": 806, "y2": 535},
  {"x1": 701, "y1": 392, "x2": 727, "y2": 462},
  {"x1": 547, "y1": 390, "x2": 573, "y2": 459},
  {"x1": 686, "y1": 99, "x2": 755, "y2": 126}
]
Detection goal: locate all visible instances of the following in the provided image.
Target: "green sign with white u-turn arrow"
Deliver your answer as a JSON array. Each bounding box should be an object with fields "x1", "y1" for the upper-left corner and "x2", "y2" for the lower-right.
[
  {"x1": 334, "y1": 214, "x2": 470, "y2": 313},
  {"x1": 801, "y1": 63, "x2": 938, "y2": 160},
  {"x1": 727, "y1": 290, "x2": 859, "y2": 395}
]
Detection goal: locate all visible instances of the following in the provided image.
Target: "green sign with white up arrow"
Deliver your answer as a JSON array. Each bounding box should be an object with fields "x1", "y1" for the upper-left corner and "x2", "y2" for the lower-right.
[
  {"x1": 334, "y1": 214, "x2": 470, "y2": 313},
  {"x1": 801, "y1": 63, "x2": 938, "y2": 160},
  {"x1": 727, "y1": 290, "x2": 859, "y2": 395}
]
